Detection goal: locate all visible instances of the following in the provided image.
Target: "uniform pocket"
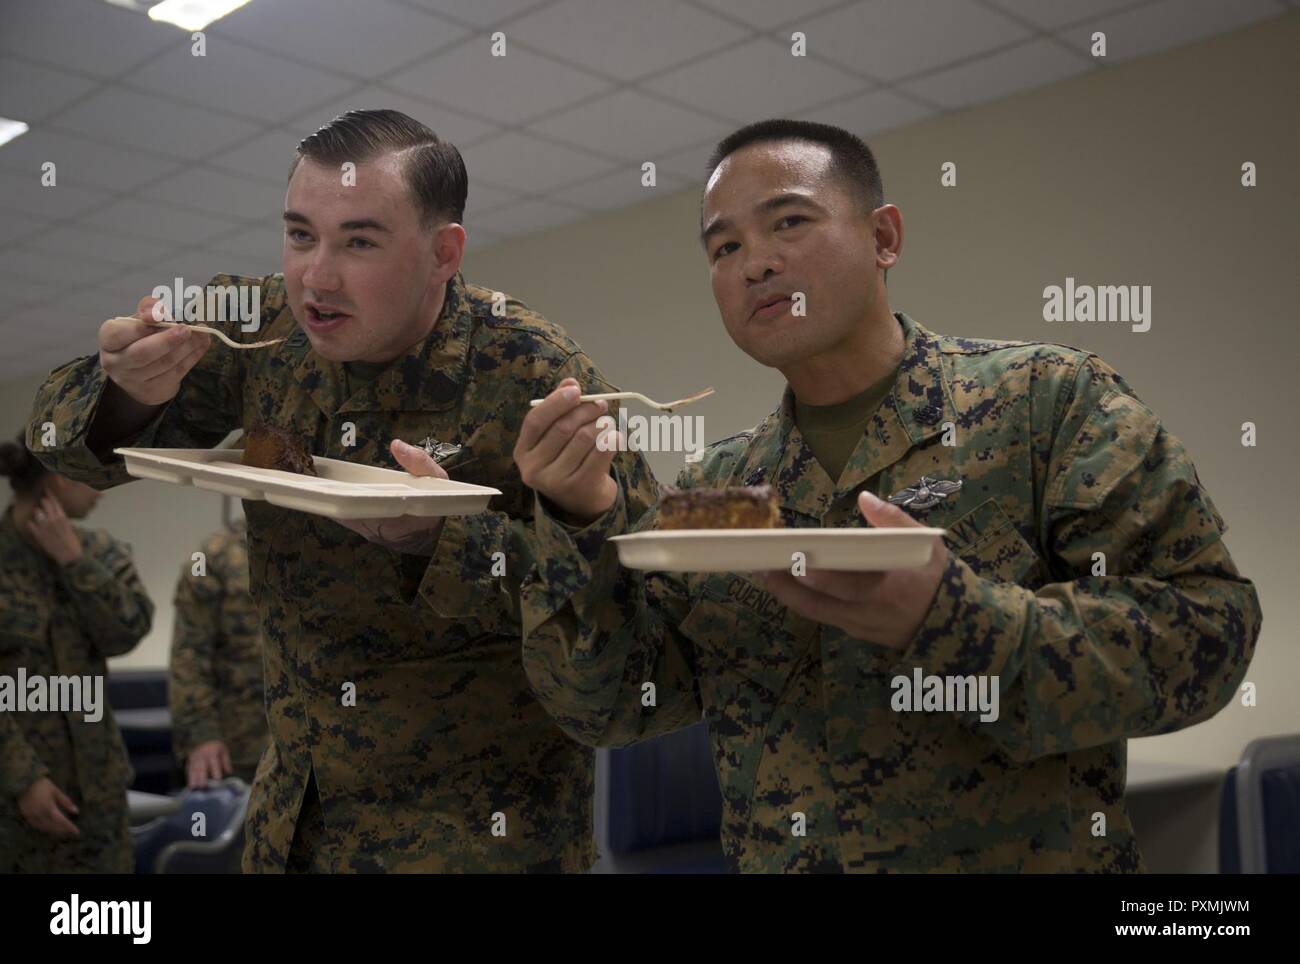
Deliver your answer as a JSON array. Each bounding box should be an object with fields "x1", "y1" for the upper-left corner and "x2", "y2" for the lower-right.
[{"x1": 941, "y1": 498, "x2": 1041, "y2": 585}]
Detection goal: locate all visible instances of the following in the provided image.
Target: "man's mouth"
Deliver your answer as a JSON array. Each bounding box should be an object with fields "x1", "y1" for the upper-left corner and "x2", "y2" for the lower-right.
[
  {"x1": 750, "y1": 294, "x2": 792, "y2": 321},
  {"x1": 305, "y1": 304, "x2": 351, "y2": 329}
]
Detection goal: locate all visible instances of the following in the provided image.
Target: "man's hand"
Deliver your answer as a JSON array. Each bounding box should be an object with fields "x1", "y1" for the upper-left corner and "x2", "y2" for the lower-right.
[
  {"x1": 18, "y1": 777, "x2": 80, "y2": 838},
  {"x1": 332, "y1": 439, "x2": 450, "y2": 554},
  {"x1": 25, "y1": 493, "x2": 83, "y2": 566},
  {"x1": 185, "y1": 740, "x2": 233, "y2": 789},
  {"x1": 759, "y1": 491, "x2": 949, "y2": 651},
  {"x1": 99, "y1": 295, "x2": 210, "y2": 407},
  {"x1": 514, "y1": 377, "x2": 619, "y2": 526}
]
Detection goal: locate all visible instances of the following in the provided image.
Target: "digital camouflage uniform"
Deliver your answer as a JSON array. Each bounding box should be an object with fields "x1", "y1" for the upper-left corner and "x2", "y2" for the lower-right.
[
  {"x1": 0, "y1": 506, "x2": 153, "y2": 872},
  {"x1": 169, "y1": 518, "x2": 267, "y2": 783},
  {"x1": 521, "y1": 310, "x2": 1262, "y2": 873},
  {"x1": 28, "y1": 272, "x2": 655, "y2": 873}
]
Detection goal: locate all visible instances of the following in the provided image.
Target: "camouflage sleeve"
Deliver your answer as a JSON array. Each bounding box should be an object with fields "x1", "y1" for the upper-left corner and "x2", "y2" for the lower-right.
[
  {"x1": 520, "y1": 458, "x2": 705, "y2": 749},
  {"x1": 168, "y1": 552, "x2": 225, "y2": 757},
  {"x1": 25, "y1": 274, "x2": 249, "y2": 488},
  {"x1": 416, "y1": 348, "x2": 656, "y2": 639},
  {"x1": 899, "y1": 354, "x2": 1262, "y2": 762},
  {"x1": 56, "y1": 530, "x2": 153, "y2": 658},
  {"x1": 1, "y1": 711, "x2": 50, "y2": 801}
]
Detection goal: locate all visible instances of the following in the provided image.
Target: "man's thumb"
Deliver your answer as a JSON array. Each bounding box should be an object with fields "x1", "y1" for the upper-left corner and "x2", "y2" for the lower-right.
[{"x1": 857, "y1": 489, "x2": 921, "y2": 528}]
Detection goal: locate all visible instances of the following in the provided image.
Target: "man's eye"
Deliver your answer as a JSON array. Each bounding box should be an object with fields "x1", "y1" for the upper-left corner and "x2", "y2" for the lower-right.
[
  {"x1": 287, "y1": 229, "x2": 311, "y2": 242},
  {"x1": 713, "y1": 241, "x2": 738, "y2": 261},
  {"x1": 776, "y1": 215, "x2": 807, "y2": 229},
  {"x1": 349, "y1": 237, "x2": 375, "y2": 249}
]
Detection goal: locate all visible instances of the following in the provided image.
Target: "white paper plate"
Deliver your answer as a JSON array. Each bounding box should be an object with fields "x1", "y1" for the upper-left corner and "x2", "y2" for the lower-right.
[
  {"x1": 116, "y1": 447, "x2": 499, "y2": 519},
  {"x1": 610, "y1": 527, "x2": 946, "y2": 572}
]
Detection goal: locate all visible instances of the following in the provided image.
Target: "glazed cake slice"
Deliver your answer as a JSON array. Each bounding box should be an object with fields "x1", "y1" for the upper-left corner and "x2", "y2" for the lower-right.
[
  {"x1": 240, "y1": 420, "x2": 317, "y2": 476},
  {"x1": 657, "y1": 484, "x2": 780, "y2": 530}
]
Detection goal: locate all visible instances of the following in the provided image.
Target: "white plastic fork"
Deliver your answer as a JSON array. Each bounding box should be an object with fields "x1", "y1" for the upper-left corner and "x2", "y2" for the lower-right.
[{"x1": 528, "y1": 387, "x2": 715, "y2": 412}]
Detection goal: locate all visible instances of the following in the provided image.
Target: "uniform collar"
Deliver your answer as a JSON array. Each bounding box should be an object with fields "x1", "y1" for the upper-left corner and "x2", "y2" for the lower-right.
[
  {"x1": 736, "y1": 311, "x2": 954, "y2": 522},
  {"x1": 290, "y1": 272, "x2": 474, "y2": 418}
]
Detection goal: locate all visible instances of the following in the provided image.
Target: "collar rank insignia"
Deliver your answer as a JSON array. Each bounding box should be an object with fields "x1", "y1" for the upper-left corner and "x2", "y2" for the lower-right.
[{"x1": 887, "y1": 475, "x2": 963, "y2": 510}]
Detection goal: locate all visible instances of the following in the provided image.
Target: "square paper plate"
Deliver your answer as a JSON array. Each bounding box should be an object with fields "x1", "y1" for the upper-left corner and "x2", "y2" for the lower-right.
[
  {"x1": 116, "y1": 447, "x2": 500, "y2": 519},
  {"x1": 609, "y1": 528, "x2": 946, "y2": 572}
]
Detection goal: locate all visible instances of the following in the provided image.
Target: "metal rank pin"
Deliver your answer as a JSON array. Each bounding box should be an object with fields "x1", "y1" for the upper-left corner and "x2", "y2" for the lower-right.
[
  {"x1": 418, "y1": 437, "x2": 462, "y2": 462},
  {"x1": 887, "y1": 476, "x2": 963, "y2": 511}
]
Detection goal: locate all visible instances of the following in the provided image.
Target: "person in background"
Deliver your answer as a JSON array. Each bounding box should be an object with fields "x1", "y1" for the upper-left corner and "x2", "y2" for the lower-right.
[
  {"x1": 0, "y1": 432, "x2": 153, "y2": 872},
  {"x1": 170, "y1": 516, "x2": 267, "y2": 789}
]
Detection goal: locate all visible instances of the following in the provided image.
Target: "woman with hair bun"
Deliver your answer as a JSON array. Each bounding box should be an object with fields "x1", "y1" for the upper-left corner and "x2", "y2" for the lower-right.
[{"x1": 0, "y1": 432, "x2": 153, "y2": 873}]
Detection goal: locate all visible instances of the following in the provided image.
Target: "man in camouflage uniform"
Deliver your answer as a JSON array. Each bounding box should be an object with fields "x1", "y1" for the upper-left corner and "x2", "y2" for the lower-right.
[
  {"x1": 516, "y1": 120, "x2": 1262, "y2": 872},
  {"x1": 169, "y1": 517, "x2": 268, "y2": 788},
  {"x1": 1, "y1": 439, "x2": 153, "y2": 872},
  {"x1": 28, "y1": 110, "x2": 653, "y2": 872}
]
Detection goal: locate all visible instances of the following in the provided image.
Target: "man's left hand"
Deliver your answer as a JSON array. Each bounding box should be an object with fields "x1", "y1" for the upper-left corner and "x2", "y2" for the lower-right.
[
  {"x1": 333, "y1": 439, "x2": 450, "y2": 555},
  {"x1": 759, "y1": 491, "x2": 948, "y2": 651}
]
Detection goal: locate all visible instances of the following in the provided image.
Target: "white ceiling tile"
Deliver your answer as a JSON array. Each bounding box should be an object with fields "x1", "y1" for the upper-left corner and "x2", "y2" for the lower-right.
[
  {"x1": 655, "y1": 139, "x2": 717, "y2": 181},
  {"x1": 186, "y1": 246, "x2": 277, "y2": 280},
  {"x1": 692, "y1": 0, "x2": 847, "y2": 30},
  {"x1": 45, "y1": 287, "x2": 146, "y2": 329},
  {"x1": 529, "y1": 89, "x2": 727, "y2": 160},
  {"x1": 207, "y1": 128, "x2": 303, "y2": 182},
  {"x1": 0, "y1": 246, "x2": 120, "y2": 286},
  {"x1": 459, "y1": 131, "x2": 616, "y2": 193},
  {"x1": 897, "y1": 37, "x2": 1092, "y2": 110},
  {"x1": 641, "y1": 37, "x2": 865, "y2": 121},
  {"x1": 79, "y1": 197, "x2": 247, "y2": 244},
  {"x1": 800, "y1": 0, "x2": 1032, "y2": 81},
  {"x1": 52, "y1": 88, "x2": 263, "y2": 160},
  {"x1": 0, "y1": 210, "x2": 52, "y2": 244},
  {"x1": 285, "y1": 87, "x2": 502, "y2": 147},
  {"x1": 802, "y1": 87, "x2": 935, "y2": 137},
  {"x1": 470, "y1": 198, "x2": 587, "y2": 237},
  {"x1": 551, "y1": 165, "x2": 688, "y2": 211},
  {"x1": 0, "y1": 169, "x2": 113, "y2": 220},
  {"x1": 387, "y1": 42, "x2": 611, "y2": 124},
  {"x1": 213, "y1": 0, "x2": 470, "y2": 80},
  {"x1": 1054, "y1": 0, "x2": 1286, "y2": 63},
  {"x1": 203, "y1": 220, "x2": 288, "y2": 265},
  {"x1": 141, "y1": 168, "x2": 286, "y2": 221},
  {"x1": 23, "y1": 223, "x2": 176, "y2": 268},
  {"x1": 403, "y1": 0, "x2": 551, "y2": 28},
  {"x1": 0, "y1": 0, "x2": 178, "y2": 77},
  {"x1": 984, "y1": 0, "x2": 1140, "y2": 31},
  {"x1": 126, "y1": 40, "x2": 358, "y2": 125},
  {"x1": 462, "y1": 181, "x2": 526, "y2": 222},
  {"x1": 0, "y1": 129, "x2": 184, "y2": 192},
  {"x1": 0, "y1": 57, "x2": 98, "y2": 123},
  {"x1": 0, "y1": 276, "x2": 62, "y2": 315},
  {"x1": 509, "y1": 0, "x2": 749, "y2": 80}
]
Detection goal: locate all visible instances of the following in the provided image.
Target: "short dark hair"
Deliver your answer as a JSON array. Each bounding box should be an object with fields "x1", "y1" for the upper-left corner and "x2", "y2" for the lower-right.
[
  {"x1": 704, "y1": 118, "x2": 884, "y2": 213},
  {"x1": 290, "y1": 109, "x2": 468, "y2": 225},
  {"x1": 0, "y1": 432, "x2": 47, "y2": 494}
]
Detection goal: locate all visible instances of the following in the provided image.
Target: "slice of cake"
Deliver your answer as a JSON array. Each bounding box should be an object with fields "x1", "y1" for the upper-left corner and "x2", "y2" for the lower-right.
[
  {"x1": 657, "y1": 485, "x2": 780, "y2": 530},
  {"x1": 240, "y1": 421, "x2": 317, "y2": 476}
]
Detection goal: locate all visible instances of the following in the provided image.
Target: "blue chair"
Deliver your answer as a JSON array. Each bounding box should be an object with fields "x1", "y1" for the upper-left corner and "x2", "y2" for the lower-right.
[
  {"x1": 1219, "y1": 734, "x2": 1300, "y2": 873},
  {"x1": 595, "y1": 720, "x2": 731, "y2": 873},
  {"x1": 109, "y1": 670, "x2": 177, "y2": 794},
  {"x1": 131, "y1": 778, "x2": 250, "y2": 874}
]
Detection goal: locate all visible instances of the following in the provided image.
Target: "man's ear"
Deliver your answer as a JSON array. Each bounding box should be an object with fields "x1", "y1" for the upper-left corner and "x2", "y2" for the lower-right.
[{"x1": 433, "y1": 222, "x2": 467, "y2": 281}]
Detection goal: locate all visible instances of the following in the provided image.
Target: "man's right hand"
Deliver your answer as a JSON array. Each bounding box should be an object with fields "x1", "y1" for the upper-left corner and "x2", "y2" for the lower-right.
[
  {"x1": 99, "y1": 296, "x2": 210, "y2": 407},
  {"x1": 18, "y1": 777, "x2": 81, "y2": 838},
  {"x1": 185, "y1": 740, "x2": 233, "y2": 789}
]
